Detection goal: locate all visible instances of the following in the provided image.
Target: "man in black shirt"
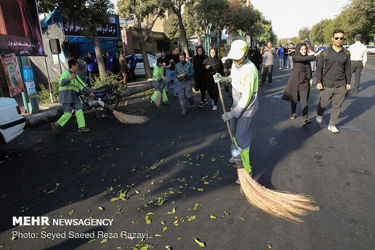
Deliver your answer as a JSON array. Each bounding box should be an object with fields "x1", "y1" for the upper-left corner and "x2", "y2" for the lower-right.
[
  {"x1": 164, "y1": 47, "x2": 180, "y2": 95},
  {"x1": 316, "y1": 29, "x2": 351, "y2": 133}
]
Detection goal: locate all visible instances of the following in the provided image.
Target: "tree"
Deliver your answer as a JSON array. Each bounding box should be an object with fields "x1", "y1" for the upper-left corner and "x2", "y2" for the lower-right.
[
  {"x1": 165, "y1": 0, "x2": 192, "y2": 58},
  {"x1": 298, "y1": 27, "x2": 310, "y2": 41},
  {"x1": 39, "y1": 0, "x2": 114, "y2": 78},
  {"x1": 345, "y1": 0, "x2": 375, "y2": 43},
  {"x1": 118, "y1": 0, "x2": 165, "y2": 78}
]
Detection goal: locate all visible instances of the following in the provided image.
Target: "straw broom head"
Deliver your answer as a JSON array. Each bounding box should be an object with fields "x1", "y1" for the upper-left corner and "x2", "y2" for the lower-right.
[
  {"x1": 237, "y1": 168, "x2": 319, "y2": 222},
  {"x1": 112, "y1": 110, "x2": 149, "y2": 124}
]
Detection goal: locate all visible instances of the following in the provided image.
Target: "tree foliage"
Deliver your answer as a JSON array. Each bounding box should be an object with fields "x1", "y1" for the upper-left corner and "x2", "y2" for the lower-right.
[
  {"x1": 298, "y1": 27, "x2": 310, "y2": 41},
  {"x1": 38, "y1": 0, "x2": 114, "y2": 77}
]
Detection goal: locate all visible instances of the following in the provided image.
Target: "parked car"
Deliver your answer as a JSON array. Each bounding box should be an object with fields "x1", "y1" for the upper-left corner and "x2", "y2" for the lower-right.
[
  {"x1": 0, "y1": 97, "x2": 26, "y2": 144},
  {"x1": 126, "y1": 54, "x2": 157, "y2": 76},
  {"x1": 367, "y1": 45, "x2": 375, "y2": 54}
]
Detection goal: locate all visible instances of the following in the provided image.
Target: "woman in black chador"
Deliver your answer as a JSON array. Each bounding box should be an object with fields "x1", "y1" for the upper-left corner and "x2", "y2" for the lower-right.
[{"x1": 204, "y1": 48, "x2": 224, "y2": 111}]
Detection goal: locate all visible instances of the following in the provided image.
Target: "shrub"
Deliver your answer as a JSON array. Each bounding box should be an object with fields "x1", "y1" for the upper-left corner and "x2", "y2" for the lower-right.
[{"x1": 37, "y1": 82, "x2": 59, "y2": 104}]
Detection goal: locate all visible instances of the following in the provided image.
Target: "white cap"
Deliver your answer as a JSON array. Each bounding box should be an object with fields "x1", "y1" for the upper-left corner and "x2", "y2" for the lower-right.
[{"x1": 228, "y1": 40, "x2": 248, "y2": 60}]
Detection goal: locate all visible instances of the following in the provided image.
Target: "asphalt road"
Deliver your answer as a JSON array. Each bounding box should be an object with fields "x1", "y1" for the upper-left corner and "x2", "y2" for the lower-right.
[{"x1": 1, "y1": 56, "x2": 374, "y2": 250}]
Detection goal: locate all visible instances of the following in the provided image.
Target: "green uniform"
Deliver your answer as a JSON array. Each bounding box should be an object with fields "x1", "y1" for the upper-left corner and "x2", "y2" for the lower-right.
[
  {"x1": 150, "y1": 65, "x2": 168, "y2": 103},
  {"x1": 56, "y1": 70, "x2": 87, "y2": 128}
]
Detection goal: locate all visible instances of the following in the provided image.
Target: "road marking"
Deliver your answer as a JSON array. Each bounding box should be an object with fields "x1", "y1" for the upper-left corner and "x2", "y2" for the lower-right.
[{"x1": 363, "y1": 72, "x2": 375, "y2": 78}]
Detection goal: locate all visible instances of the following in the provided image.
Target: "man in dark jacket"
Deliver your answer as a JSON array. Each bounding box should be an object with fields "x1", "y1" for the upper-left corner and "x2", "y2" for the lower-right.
[
  {"x1": 316, "y1": 29, "x2": 351, "y2": 133},
  {"x1": 193, "y1": 46, "x2": 208, "y2": 107},
  {"x1": 164, "y1": 47, "x2": 179, "y2": 95}
]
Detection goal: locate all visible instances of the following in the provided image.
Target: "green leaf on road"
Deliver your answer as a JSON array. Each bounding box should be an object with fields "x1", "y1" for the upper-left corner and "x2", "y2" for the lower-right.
[
  {"x1": 187, "y1": 215, "x2": 196, "y2": 221},
  {"x1": 224, "y1": 211, "x2": 230, "y2": 216},
  {"x1": 193, "y1": 237, "x2": 206, "y2": 247},
  {"x1": 68, "y1": 210, "x2": 74, "y2": 215},
  {"x1": 192, "y1": 203, "x2": 200, "y2": 211},
  {"x1": 88, "y1": 239, "x2": 96, "y2": 243},
  {"x1": 100, "y1": 239, "x2": 108, "y2": 244},
  {"x1": 167, "y1": 207, "x2": 176, "y2": 214},
  {"x1": 161, "y1": 220, "x2": 166, "y2": 225},
  {"x1": 210, "y1": 215, "x2": 217, "y2": 219}
]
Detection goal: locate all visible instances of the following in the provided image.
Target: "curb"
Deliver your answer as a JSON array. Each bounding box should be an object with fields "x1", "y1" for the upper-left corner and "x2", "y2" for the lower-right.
[{"x1": 25, "y1": 81, "x2": 154, "y2": 129}]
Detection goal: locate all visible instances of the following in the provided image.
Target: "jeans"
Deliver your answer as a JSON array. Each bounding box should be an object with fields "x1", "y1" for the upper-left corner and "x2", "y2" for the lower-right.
[
  {"x1": 279, "y1": 57, "x2": 284, "y2": 69},
  {"x1": 284, "y1": 56, "x2": 290, "y2": 68},
  {"x1": 166, "y1": 69, "x2": 178, "y2": 95}
]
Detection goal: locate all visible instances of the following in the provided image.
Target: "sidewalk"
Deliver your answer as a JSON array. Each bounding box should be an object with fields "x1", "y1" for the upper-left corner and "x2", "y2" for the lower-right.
[{"x1": 24, "y1": 78, "x2": 154, "y2": 128}]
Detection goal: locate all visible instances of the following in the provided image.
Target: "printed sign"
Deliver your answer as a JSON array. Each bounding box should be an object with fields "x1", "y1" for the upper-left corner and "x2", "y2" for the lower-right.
[
  {"x1": 0, "y1": 53, "x2": 23, "y2": 97},
  {"x1": 23, "y1": 65, "x2": 37, "y2": 97}
]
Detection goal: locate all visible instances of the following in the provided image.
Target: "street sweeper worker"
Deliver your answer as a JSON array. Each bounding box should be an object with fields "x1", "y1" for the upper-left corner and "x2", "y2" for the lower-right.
[
  {"x1": 51, "y1": 58, "x2": 94, "y2": 133},
  {"x1": 214, "y1": 40, "x2": 259, "y2": 177},
  {"x1": 150, "y1": 57, "x2": 168, "y2": 106}
]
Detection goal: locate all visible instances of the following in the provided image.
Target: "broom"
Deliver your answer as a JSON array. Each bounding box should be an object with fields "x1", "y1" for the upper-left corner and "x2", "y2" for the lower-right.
[
  {"x1": 216, "y1": 78, "x2": 319, "y2": 222},
  {"x1": 77, "y1": 79, "x2": 148, "y2": 124}
]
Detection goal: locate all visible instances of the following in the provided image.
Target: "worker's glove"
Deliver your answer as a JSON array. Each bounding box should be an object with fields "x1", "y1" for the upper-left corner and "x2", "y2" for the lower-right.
[
  {"x1": 221, "y1": 105, "x2": 244, "y2": 122},
  {"x1": 213, "y1": 73, "x2": 231, "y2": 84},
  {"x1": 221, "y1": 112, "x2": 234, "y2": 122}
]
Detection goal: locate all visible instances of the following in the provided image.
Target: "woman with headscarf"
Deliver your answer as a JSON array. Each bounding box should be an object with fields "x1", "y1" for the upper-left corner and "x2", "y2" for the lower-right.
[
  {"x1": 193, "y1": 46, "x2": 208, "y2": 107},
  {"x1": 282, "y1": 43, "x2": 321, "y2": 126},
  {"x1": 204, "y1": 48, "x2": 224, "y2": 111}
]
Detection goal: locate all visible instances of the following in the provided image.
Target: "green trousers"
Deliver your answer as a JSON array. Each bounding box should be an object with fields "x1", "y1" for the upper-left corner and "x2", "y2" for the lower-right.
[
  {"x1": 151, "y1": 89, "x2": 168, "y2": 102},
  {"x1": 57, "y1": 109, "x2": 86, "y2": 128}
]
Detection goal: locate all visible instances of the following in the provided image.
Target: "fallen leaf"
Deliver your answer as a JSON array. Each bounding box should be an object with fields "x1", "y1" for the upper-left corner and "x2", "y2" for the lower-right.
[
  {"x1": 224, "y1": 211, "x2": 230, "y2": 216},
  {"x1": 203, "y1": 181, "x2": 209, "y2": 185},
  {"x1": 161, "y1": 220, "x2": 166, "y2": 225},
  {"x1": 168, "y1": 207, "x2": 176, "y2": 214},
  {"x1": 210, "y1": 215, "x2": 216, "y2": 219},
  {"x1": 267, "y1": 243, "x2": 272, "y2": 248},
  {"x1": 187, "y1": 215, "x2": 196, "y2": 221},
  {"x1": 68, "y1": 210, "x2": 74, "y2": 215},
  {"x1": 100, "y1": 239, "x2": 109, "y2": 244},
  {"x1": 193, "y1": 237, "x2": 206, "y2": 247},
  {"x1": 197, "y1": 188, "x2": 204, "y2": 192},
  {"x1": 98, "y1": 207, "x2": 104, "y2": 211},
  {"x1": 88, "y1": 239, "x2": 96, "y2": 244},
  {"x1": 163, "y1": 226, "x2": 168, "y2": 232},
  {"x1": 192, "y1": 203, "x2": 199, "y2": 211}
]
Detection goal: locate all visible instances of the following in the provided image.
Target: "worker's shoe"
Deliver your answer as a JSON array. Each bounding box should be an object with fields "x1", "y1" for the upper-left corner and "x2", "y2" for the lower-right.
[
  {"x1": 78, "y1": 127, "x2": 90, "y2": 133},
  {"x1": 51, "y1": 122, "x2": 61, "y2": 133},
  {"x1": 303, "y1": 119, "x2": 312, "y2": 127},
  {"x1": 316, "y1": 115, "x2": 323, "y2": 124},
  {"x1": 328, "y1": 125, "x2": 339, "y2": 133},
  {"x1": 229, "y1": 155, "x2": 241, "y2": 164}
]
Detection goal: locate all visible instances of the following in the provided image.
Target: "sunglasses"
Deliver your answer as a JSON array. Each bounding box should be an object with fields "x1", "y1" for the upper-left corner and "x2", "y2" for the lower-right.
[{"x1": 334, "y1": 37, "x2": 344, "y2": 40}]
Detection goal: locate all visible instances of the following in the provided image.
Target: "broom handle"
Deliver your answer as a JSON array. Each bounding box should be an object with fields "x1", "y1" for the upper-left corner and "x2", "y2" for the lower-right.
[{"x1": 216, "y1": 79, "x2": 234, "y2": 143}]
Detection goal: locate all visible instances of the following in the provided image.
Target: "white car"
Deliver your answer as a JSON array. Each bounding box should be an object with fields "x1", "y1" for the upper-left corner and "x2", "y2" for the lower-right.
[
  {"x1": 367, "y1": 45, "x2": 375, "y2": 54},
  {"x1": 0, "y1": 97, "x2": 26, "y2": 144},
  {"x1": 126, "y1": 54, "x2": 157, "y2": 76}
]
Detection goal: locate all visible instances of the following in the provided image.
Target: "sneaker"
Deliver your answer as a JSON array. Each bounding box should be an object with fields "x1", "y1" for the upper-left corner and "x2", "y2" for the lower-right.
[
  {"x1": 290, "y1": 113, "x2": 296, "y2": 120},
  {"x1": 236, "y1": 179, "x2": 241, "y2": 185},
  {"x1": 51, "y1": 122, "x2": 61, "y2": 133},
  {"x1": 316, "y1": 115, "x2": 323, "y2": 124},
  {"x1": 78, "y1": 127, "x2": 90, "y2": 133},
  {"x1": 212, "y1": 105, "x2": 217, "y2": 111},
  {"x1": 303, "y1": 119, "x2": 312, "y2": 127},
  {"x1": 328, "y1": 125, "x2": 339, "y2": 133}
]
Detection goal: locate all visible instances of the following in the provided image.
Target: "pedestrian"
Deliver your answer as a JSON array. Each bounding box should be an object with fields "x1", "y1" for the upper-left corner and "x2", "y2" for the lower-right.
[
  {"x1": 150, "y1": 57, "x2": 169, "y2": 106},
  {"x1": 51, "y1": 59, "x2": 94, "y2": 133},
  {"x1": 129, "y1": 52, "x2": 137, "y2": 81},
  {"x1": 308, "y1": 46, "x2": 317, "y2": 86},
  {"x1": 86, "y1": 52, "x2": 98, "y2": 86},
  {"x1": 204, "y1": 48, "x2": 224, "y2": 111},
  {"x1": 104, "y1": 51, "x2": 113, "y2": 72},
  {"x1": 260, "y1": 41, "x2": 275, "y2": 86},
  {"x1": 119, "y1": 53, "x2": 129, "y2": 88},
  {"x1": 348, "y1": 34, "x2": 367, "y2": 94},
  {"x1": 317, "y1": 43, "x2": 325, "y2": 52},
  {"x1": 316, "y1": 29, "x2": 351, "y2": 133},
  {"x1": 282, "y1": 43, "x2": 321, "y2": 126},
  {"x1": 248, "y1": 46, "x2": 262, "y2": 70},
  {"x1": 213, "y1": 40, "x2": 258, "y2": 179},
  {"x1": 278, "y1": 44, "x2": 285, "y2": 69},
  {"x1": 164, "y1": 47, "x2": 179, "y2": 96},
  {"x1": 192, "y1": 46, "x2": 208, "y2": 107},
  {"x1": 288, "y1": 43, "x2": 296, "y2": 69},
  {"x1": 175, "y1": 52, "x2": 195, "y2": 116},
  {"x1": 284, "y1": 44, "x2": 290, "y2": 69}
]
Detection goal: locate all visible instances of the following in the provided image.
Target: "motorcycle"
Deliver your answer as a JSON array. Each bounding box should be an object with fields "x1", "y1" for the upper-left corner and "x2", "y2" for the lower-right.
[{"x1": 79, "y1": 82, "x2": 121, "y2": 111}]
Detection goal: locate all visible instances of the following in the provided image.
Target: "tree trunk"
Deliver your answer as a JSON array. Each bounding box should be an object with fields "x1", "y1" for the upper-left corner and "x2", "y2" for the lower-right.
[
  {"x1": 140, "y1": 32, "x2": 152, "y2": 78},
  {"x1": 176, "y1": 13, "x2": 190, "y2": 60},
  {"x1": 92, "y1": 35, "x2": 106, "y2": 77}
]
